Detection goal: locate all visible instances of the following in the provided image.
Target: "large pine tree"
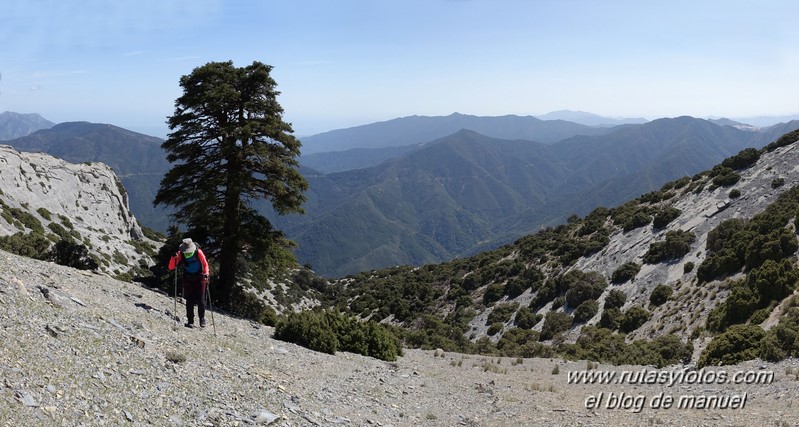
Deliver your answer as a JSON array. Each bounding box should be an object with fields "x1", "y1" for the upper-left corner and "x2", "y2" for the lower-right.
[{"x1": 154, "y1": 61, "x2": 307, "y2": 306}]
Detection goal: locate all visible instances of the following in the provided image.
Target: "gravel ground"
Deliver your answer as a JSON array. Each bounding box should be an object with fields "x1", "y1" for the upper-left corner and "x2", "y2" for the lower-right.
[{"x1": 1, "y1": 250, "x2": 798, "y2": 427}]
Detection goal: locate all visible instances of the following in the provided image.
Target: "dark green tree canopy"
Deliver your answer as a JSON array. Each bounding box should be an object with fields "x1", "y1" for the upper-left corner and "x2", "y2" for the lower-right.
[{"x1": 155, "y1": 60, "x2": 308, "y2": 305}]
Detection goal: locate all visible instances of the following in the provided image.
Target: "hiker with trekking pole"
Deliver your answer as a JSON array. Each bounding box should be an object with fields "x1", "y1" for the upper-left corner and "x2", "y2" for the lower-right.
[{"x1": 168, "y1": 238, "x2": 211, "y2": 329}]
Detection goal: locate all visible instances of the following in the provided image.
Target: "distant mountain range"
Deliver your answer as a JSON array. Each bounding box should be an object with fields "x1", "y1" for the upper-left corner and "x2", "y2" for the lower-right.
[
  {"x1": 2, "y1": 122, "x2": 172, "y2": 232},
  {"x1": 277, "y1": 117, "x2": 799, "y2": 276},
  {"x1": 534, "y1": 110, "x2": 648, "y2": 126},
  {"x1": 2, "y1": 112, "x2": 798, "y2": 277},
  {"x1": 299, "y1": 112, "x2": 615, "y2": 154},
  {"x1": 0, "y1": 112, "x2": 54, "y2": 140}
]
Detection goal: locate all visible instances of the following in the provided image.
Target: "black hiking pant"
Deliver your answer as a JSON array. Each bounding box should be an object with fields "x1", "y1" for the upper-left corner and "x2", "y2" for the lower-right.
[{"x1": 183, "y1": 273, "x2": 207, "y2": 323}]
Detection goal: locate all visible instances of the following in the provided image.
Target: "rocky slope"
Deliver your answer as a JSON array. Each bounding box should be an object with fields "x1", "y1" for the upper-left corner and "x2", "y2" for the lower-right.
[
  {"x1": 0, "y1": 145, "x2": 156, "y2": 275},
  {"x1": 2, "y1": 250, "x2": 798, "y2": 426}
]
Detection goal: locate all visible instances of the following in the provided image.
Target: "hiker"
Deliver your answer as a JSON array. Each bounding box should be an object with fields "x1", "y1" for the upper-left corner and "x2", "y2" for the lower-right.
[{"x1": 168, "y1": 238, "x2": 210, "y2": 328}]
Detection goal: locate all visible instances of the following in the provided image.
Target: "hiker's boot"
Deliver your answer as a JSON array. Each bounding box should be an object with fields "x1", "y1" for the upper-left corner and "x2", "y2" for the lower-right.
[
  {"x1": 185, "y1": 318, "x2": 194, "y2": 328},
  {"x1": 200, "y1": 318, "x2": 206, "y2": 328}
]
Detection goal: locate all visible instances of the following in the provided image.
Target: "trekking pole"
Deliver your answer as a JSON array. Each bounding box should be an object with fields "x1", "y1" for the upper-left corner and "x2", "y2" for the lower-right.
[
  {"x1": 206, "y1": 277, "x2": 216, "y2": 336},
  {"x1": 173, "y1": 267, "x2": 179, "y2": 326}
]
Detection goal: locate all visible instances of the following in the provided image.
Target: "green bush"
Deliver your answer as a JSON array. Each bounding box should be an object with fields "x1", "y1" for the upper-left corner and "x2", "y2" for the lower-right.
[
  {"x1": 728, "y1": 189, "x2": 741, "y2": 199},
  {"x1": 710, "y1": 166, "x2": 741, "y2": 187},
  {"x1": 619, "y1": 306, "x2": 651, "y2": 333},
  {"x1": 611, "y1": 262, "x2": 641, "y2": 284},
  {"x1": 764, "y1": 129, "x2": 799, "y2": 152},
  {"x1": 599, "y1": 307, "x2": 623, "y2": 330},
  {"x1": 604, "y1": 289, "x2": 627, "y2": 309},
  {"x1": 0, "y1": 232, "x2": 51, "y2": 259},
  {"x1": 683, "y1": 261, "x2": 695, "y2": 274},
  {"x1": 483, "y1": 283, "x2": 505, "y2": 305},
  {"x1": 698, "y1": 324, "x2": 765, "y2": 367},
  {"x1": 497, "y1": 328, "x2": 552, "y2": 357},
  {"x1": 36, "y1": 207, "x2": 52, "y2": 221},
  {"x1": 721, "y1": 147, "x2": 760, "y2": 170},
  {"x1": 568, "y1": 327, "x2": 692, "y2": 367},
  {"x1": 4, "y1": 207, "x2": 44, "y2": 234},
  {"x1": 487, "y1": 322, "x2": 503, "y2": 336},
  {"x1": 564, "y1": 271, "x2": 607, "y2": 308},
  {"x1": 514, "y1": 307, "x2": 542, "y2": 329},
  {"x1": 652, "y1": 207, "x2": 681, "y2": 229},
  {"x1": 772, "y1": 178, "x2": 785, "y2": 189},
  {"x1": 760, "y1": 307, "x2": 799, "y2": 361},
  {"x1": 573, "y1": 300, "x2": 599, "y2": 324},
  {"x1": 643, "y1": 230, "x2": 695, "y2": 264},
  {"x1": 539, "y1": 311, "x2": 573, "y2": 341},
  {"x1": 649, "y1": 284, "x2": 672, "y2": 306},
  {"x1": 48, "y1": 240, "x2": 99, "y2": 270},
  {"x1": 487, "y1": 302, "x2": 519, "y2": 325},
  {"x1": 274, "y1": 310, "x2": 402, "y2": 361}
]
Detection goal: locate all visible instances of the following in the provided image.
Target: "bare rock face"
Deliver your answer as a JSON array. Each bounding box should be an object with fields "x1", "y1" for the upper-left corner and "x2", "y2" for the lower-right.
[{"x1": 0, "y1": 144, "x2": 156, "y2": 274}]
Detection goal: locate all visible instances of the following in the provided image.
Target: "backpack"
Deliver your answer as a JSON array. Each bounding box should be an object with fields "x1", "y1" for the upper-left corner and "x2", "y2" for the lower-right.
[{"x1": 181, "y1": 249, "x2": 202, "y2": 274}]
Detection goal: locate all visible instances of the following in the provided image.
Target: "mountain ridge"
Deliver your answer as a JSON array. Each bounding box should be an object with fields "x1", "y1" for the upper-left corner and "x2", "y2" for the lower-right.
[{"x1": 0, "y1": 111, "x2": 55, "y2": 140}]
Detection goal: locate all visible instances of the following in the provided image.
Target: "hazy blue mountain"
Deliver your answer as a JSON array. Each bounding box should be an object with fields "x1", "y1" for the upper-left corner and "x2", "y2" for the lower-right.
[
  {"x1": 3, "y1": 122, "x2": 172, "y2": 231},
  {"x1": 301, "y1": 145, "x2": 422, "y2": 173},
  {"x1": 535, "y1": 110, "x2": 648, "y2": 127},
  {"x1": 0, "y1": 112, "x2": 55, "y2": 140},
  {"x1": 299, "y1": 112, "x2": 614, "y2": 154},
  {"x1": 278, "y1": 117, "x2": 799, "y2": 277},
  {"x1": 733, "y1": 114, "x2": 799, "y2": 127}
]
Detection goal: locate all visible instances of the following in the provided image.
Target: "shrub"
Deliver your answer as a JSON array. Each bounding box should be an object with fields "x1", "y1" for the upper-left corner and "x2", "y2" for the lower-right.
[
  {"x1": 487, "y1": 302, "x2": 519, "y2": 325},
  {"x1": 772, "y1": 178, "x2": 785, "y2": 189},
  {"x1": 652, "y1": 207, "x2": 681, "y2": 229},
  {"x1": 710, "y1": 165, "x2": 741, "y2": 187},
  {"x1": 721, "y1": 147, "x2": 760, "y2": 170},
  {"x1": 619, "y1": 306, "x2": 651, "y2": 333},
  {"x1": 274, "y1": 310, "x2": 402, "y2": 361},
  {"x1": 748, "y1": 258, "x2": 798, "y2": 303},
  {"x1": 496, "y1": 327, "x2": 540, "y2": 354},
  {"x1": 570, "y1": 327, "x2": 692, "y2": 367},
  {"x1": 274, "y1": 310, "x2": 339, "y2": 355},
  {"x1": 514, "y1": 307, "x2": 542, "y2": 329},
  {"x1": 36, "y1": 207, "x2": 52, "y2": 221},
  {"x1": 683, "y1": 261, "x2": 695, "y2": 273},
  {"x1": 611, "y1": 262, "x2": 641, "y2": 284},
  {"x1": 5, "y1": 207, "x2": 44, "y2": 234},
  {"x1": 0, "y1": 232, "x2": 51, "y2": 259},
  {"x1": 539, "y1": 311, "x2": 573, "y2": 341},
  {"x1": 729, "y1": 189, "x2": 741, "y2": 199},
  {"x1": 764, "y1": 128, "x2": 799, "y2": 152},
  {"x1": 48, "y1": 240, "x2": 99, "y2": 270},
  {"x1": 564, "y1": 271, "x2": 607, "y2": 308},
  {"x1": 604, "y1": 289, "x2": 627, "y2": 309},
  {"x1": 487, "y1": 322, "x2": 503, "y2": 336},
  {"x1": 573, "y1": 300, "x2": 599, "y2": 324},
  {"x1": 759, "y1": 307, "x2": 799, "y2": 361},
  {"x1": 483, "y1": 283, "x2": 505, "y2": 305},
  {"x1": 698, "y1": 324, "x2": 765, "y2": 367},
  {"x1": 643, "y1": 230, "x2": 695, "y2": 264},
  {"x1": 598, "y1": 307, "x2": 623, "y2": 330},
  {"x1": 649, "y1": 284, "x2": 672, "y2": 306}
]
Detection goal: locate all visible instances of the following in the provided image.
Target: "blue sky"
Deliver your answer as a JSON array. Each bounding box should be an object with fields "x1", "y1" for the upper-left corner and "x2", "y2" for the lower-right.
[{"x1": 2, "y1": 0, "x2": 799, "y2": 137}]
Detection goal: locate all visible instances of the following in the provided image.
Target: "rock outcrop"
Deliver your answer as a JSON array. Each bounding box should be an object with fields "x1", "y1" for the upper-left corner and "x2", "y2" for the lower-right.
[{"x1": 0, "y1": 145, "x2": 155, "y2": 274}]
